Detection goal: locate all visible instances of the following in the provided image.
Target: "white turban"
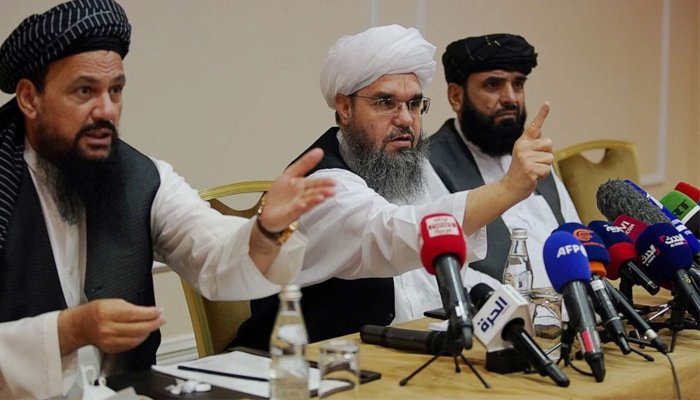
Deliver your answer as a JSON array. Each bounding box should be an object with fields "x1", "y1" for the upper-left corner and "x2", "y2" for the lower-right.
[{"x1": 320, "y1": 24, "x2": 436, "y2": 109}]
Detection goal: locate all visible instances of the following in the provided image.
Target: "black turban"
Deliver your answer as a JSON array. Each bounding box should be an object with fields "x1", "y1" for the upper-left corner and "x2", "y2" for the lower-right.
[
  {"x1": 0, "y1": 0, "x2": 131, "y2": 94},
  {"x1": 442, "y1": 34, "x2": 537, "y2": 84}
]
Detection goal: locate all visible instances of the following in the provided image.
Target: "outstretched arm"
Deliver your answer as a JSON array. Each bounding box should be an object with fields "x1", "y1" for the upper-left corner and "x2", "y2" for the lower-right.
[
  {"x1": 462, "y1": 102, "x2": 553, "y2": 235},
  {"x1": 250, "y1": 148, "x2": 335, "y2": 273}
]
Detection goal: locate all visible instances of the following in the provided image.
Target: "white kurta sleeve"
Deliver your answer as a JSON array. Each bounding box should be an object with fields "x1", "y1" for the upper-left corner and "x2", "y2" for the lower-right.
[
  {"x1": 553, "y1": 170, "x2": 582, "y2": 223},
  {"x1": 0, "y1": 311, "x2": 72, "y2": 398},
  {"x1": 294, "y1": 169, "x2": 486, "y2": 285},
  {"x1": 150, "y1": 159, "x2": 307, "y2": 300}
]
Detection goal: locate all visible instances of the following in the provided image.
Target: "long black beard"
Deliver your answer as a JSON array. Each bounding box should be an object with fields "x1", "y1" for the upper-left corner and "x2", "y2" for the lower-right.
[
  {"x1": 459, "y1": 96, "x2": 527, "y2": 157},
  {"x1": 35, "y1": 122, "x2": 124, "y2": 224},
  {"x1": 339, "y1": 123, "x2": 429, "y2": 203}
]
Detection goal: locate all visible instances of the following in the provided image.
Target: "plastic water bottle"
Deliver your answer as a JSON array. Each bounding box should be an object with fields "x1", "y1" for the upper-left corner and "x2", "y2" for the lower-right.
[
  {"x1": 502, "y1": 228, "x2": 533, "y2": 298},
  {"x1": 269, "y1": 284, "x2": 309, "y2": 400}
]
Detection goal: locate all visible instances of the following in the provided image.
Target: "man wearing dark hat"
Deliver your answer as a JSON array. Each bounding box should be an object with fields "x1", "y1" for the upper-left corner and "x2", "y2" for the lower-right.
[
  {"x1": 0, "y1": 1, "x2": 334, "y2": 397},
  {"x1": 430, "y1": 34, "x2": 580, "y2": 289}
]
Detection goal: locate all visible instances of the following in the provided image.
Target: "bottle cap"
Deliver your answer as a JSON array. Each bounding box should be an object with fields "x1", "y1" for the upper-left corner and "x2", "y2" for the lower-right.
[
  {"x1": 511, "y1": 228, "x2": 528, "y2": 240},
  {"x1": 279, "y1": 284, "x2": 302, "y2": 301}
]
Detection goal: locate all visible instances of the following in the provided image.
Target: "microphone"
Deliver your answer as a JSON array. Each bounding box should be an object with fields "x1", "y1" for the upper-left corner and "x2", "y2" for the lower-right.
[
  {"x1": 657, "y1": 190, "x2": 700, "y2": 282},
  {"x1": 588, "y1": 220, "x2": 660, "y2": 296},
  {"x1": 543, "y1": 231, "x2": 605, "y2": 382},
  {"x1": 419, "y1": 213, "x2": 473, "y2": 349},
  {"x1": 597, "y1": 180, "x2": 670, "y2": 225},
  {"x1": 602, "y1": 279, "x2": 669, "y2": 354},
  {"x1": 622, "y1": 179, "x2": 700, "y2": 259},
  {"x1": 360, "y1": 325, "x2": 445, "y2": 355},
  {"x1": 675, "y1": 182, "x2": 700, "y2": 204},
  {"x1": 555, "y1": 223, "x2": 631, "y2": 355},
  {"x1": 612, "y1": 215, "x2": 648, "y2": 243},
  {"x1": 635, "y1": 223, "x2": 700, "y2": 326},
  {"x1": 599, "y1": 179, "x2": 700, "y2": 268},
  {"x1": 661, "y1": 190, "x2": 700, "y2": 238},
  {"x1": 470, "y1": 283, "x2": 569, "y2": 387}
]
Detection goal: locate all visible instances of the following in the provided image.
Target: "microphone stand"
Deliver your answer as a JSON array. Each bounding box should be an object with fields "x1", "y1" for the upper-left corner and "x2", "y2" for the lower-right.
[
  {"x1": 646, "y1": 299, "x2": 697, "y2": 352},
  {"x1": 618, "y1": 277, "x2": 635, "y2": 304},
  {"x1": 603, "y1": 280, "x2": 669, "y2": 354},
  {"x1": 596, "y1": 331, "x2": 655, "y2": 361},
  {"x1": 399, "y1": 323, "x2": 490, "y2": 389},
  {"x1": 557, "y1": 323, "x2": 604, "y2": 381},
  {"x1": 556, "y1": 324, "x2": 579, "y2": 372}
]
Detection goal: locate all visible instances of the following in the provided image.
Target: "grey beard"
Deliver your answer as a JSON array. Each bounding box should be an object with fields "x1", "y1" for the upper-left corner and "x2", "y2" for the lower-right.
[{"x1": 339, "y1": 127, "x2": 430, "y2": 204}]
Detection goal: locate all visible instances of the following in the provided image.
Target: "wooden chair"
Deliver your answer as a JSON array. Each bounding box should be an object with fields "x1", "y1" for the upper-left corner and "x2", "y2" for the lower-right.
[
  {"x1": 554, "y1": 140, "x2": 640, "y2": 224},
  {"x1": 181, "y1": 180, "x2": 273, "y2": 357}
]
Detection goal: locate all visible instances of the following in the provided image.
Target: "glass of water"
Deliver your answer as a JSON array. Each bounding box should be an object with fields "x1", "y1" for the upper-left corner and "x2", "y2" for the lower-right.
[
  {"x1": 317, "y1": 339, "x2": 360, "y2": 398},
  {"x1": 528, "y1": 287, "x2": 563, "y2": 360}
]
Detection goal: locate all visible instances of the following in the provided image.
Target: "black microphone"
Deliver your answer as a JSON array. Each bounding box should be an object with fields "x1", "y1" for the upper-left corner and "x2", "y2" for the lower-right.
[
  {"x1": 470, "y1": 283, "x2": 569, "y2": 387},
  {"x1": 636, "y1": 223, "x2": 700, "y2": 326},
  {"x1": 419, "y1": 214, "x2": 473, "y2": 349},
  {"x1": 543, "y1": 231, "x2": 606, "y2": 382},
  {"x1": 588, "y1": 221, "x2": 660, "y2": 297},
  {"x1": 597, "y1": 180, "x2": 671, "y2": 225},
  {"x1": 602, "y1": 279, "x2": 669, "y2": 354},
  {"x1": 360, "y1": 325, "x2": 445, "y2": 355},
  {"x1": 597, "y1": 179, "x2": 700, "y2": 261},
  {"x1": 555, "y1": 223, "x2": 631, "y2": 355},
  {"x1": 688, "y1": 266, "x2": 700, "y2": 294}
]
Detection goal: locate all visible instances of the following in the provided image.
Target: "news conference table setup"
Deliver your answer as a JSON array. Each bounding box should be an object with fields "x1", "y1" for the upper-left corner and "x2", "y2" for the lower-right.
[
  {"x1": 322, "y1": 319, "x2": 700, "y2": 399},
  {"x1": 108, "y1": 290, "x2": 700, "y2": 399}
]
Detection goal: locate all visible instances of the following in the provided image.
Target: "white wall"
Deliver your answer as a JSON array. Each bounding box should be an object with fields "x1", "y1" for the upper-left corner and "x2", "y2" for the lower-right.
[{"x1": 1, "y1": 0, "x2": 697, "y2": 361}]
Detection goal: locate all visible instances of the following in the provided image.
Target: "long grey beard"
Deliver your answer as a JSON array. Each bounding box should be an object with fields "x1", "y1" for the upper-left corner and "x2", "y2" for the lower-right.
[{"x1": 339, "y1": 129, "x2": 430, "y2": 203}]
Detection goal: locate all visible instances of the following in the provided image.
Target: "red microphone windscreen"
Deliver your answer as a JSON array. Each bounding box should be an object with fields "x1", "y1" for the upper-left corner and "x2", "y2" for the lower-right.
[
  {"x1": 613, "y1": 215, "x2": 648, "y2": 243},
  {"x1": 675, "y1": 182, "x2": 700, "y2": 203},
  {"x1": 606, "y1": 242, "x2": 637, "y2": 280},
  {"x1": 419, "y1": 213, "x2": 467, "y2": 275}
]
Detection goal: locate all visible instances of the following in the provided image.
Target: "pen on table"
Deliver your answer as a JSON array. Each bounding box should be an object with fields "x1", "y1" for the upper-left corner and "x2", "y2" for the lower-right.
[{"x1": 177, "y1": 365, "x2": 269, "y2": 382}]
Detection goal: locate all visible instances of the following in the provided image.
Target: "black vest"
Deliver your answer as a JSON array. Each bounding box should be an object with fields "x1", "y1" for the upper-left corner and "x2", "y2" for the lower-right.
[
  {"x1": 0, "y1": 141, "x2": 161, "y2": 372},
  {"x1": 232, "y1": 127, "x2": 395, "y2": 351},
  {"x1": 429, "y1": 119, "x2": 565, "y2": 280}
]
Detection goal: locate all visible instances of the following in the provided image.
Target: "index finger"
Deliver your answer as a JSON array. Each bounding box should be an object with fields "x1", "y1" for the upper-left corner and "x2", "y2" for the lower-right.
[
  {"x1": 525, "y1": 101, "x2": 550, "y2": 139},
  {"x1": 285, "y1": 148, "x2": 324, "y2": 177}
]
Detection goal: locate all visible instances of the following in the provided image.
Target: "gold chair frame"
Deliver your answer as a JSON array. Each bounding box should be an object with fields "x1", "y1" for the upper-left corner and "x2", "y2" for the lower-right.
[
  {"x1": 181, "y1": 180, "x2": 273, "y2": 357},
  {"x1": 554, "y1": 140, "x2": 640, "y2": 224}
]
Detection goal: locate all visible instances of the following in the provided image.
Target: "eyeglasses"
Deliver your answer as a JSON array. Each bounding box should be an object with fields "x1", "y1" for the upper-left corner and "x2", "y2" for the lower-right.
[{"x1": 350, "y1": 95, "x2": 431, "y2": 116}]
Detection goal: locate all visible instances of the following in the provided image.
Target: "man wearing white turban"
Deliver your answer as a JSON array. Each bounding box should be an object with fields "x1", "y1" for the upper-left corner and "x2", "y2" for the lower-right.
[
  {"x1": 319, "y1": 24, "x2": 436, "y2": 109},
  {"x1": 233, "y1": 25, "x2": 555, "y2": 350}
]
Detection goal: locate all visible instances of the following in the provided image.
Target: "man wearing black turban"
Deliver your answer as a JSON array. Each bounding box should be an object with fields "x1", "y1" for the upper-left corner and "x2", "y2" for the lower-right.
[
  {"x1": 0, "y1": 1, "x2": 334, "y2": 397},
  {"x1": 429, "y1": 34, "x2": 580, "y2": 288}
]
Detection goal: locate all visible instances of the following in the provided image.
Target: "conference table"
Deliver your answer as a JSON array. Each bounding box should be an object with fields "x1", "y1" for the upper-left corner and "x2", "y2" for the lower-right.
[
  {"x1": 311, "y1": 320, "x2": 699, "y2": 399},
  {"x1": 109, "y1": 290, "x2": 700, "y2": 399}
]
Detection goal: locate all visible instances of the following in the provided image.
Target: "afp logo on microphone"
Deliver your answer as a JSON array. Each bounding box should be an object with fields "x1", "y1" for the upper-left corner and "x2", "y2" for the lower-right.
[{"x1": 555, "y1": 243, "x2": 587, "y2": 258}]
